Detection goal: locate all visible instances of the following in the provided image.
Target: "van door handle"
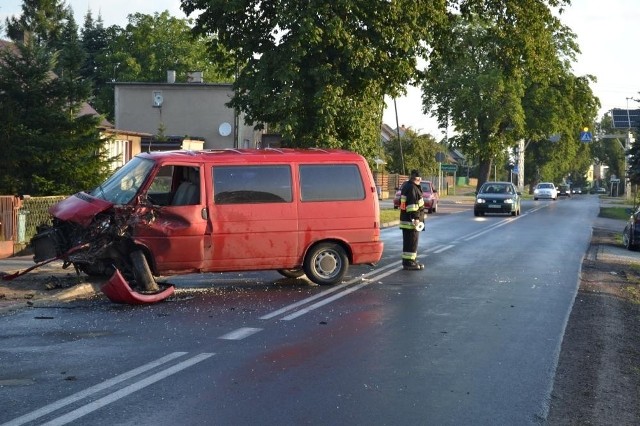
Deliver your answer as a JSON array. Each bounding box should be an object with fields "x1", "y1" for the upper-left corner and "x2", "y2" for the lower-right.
[{"x1": 201, "y1": 207, "x2": 208, "y2": 220}]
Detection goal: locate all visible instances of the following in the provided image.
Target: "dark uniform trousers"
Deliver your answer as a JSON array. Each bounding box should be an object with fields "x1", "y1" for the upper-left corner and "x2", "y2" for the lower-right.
[{"x1": 402, "y1": 228, "x2": 420, "y2": 262}]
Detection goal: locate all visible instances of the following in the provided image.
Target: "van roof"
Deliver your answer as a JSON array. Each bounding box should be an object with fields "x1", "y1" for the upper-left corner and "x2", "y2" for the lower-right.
[{"x1": 137, "y1": 148, "x2": 366, "y2": 163}]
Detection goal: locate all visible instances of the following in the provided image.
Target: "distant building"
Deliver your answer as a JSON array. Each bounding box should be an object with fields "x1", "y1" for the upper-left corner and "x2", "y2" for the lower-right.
[{"x1": 113, "y1": 71, "x2": 264, "y2": 150}]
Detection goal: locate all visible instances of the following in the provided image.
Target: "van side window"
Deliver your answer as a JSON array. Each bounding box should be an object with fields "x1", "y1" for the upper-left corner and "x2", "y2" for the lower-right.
[
  {"x1": 213, "y1": 165, "x2": 292, "y2": 204},
  {"x1": 147, "y1": 165, "x2": 201, "y2": 206},
  {"x1": 300, "y1": 164, "x2": 365, "y2": 201}
]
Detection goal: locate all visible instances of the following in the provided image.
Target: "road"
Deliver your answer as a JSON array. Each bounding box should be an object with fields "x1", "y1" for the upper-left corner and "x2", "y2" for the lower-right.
[{"x1": 0, "y1": 195, "x2": 599, "y2": 425}]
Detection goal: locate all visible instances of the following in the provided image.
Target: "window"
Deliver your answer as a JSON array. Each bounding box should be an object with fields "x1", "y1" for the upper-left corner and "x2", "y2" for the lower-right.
[
  {"x1": 106, "y1": 139, "x2": 131, "y2": 170},
  {"x1": 89, "y1": 157, "x2": 154, "y2": 205},
  {"x1": 213, "y1": 165, "x2": 292, "y2": 204},
  {"x1": 300, "y1": 164, "x2": 365, "y2": 201}
]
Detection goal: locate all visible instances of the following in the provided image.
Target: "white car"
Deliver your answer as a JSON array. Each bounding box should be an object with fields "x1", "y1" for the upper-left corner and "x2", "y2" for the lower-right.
[{"x1": 534, "y1": 182, "x2": 558, "y2": 200}]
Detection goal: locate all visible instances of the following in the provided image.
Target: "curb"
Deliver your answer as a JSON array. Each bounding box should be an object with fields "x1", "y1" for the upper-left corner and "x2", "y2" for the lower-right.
[{"x1": 0, "y1": 281, "x2": 102, "y2": 314}]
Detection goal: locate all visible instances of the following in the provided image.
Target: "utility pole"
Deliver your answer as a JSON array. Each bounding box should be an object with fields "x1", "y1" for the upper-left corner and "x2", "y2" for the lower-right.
[
  {"x1": 516, "y1": 139, "x2": 525, "y2": 193},
  {"x1": 625, "y1": 97, "x2": 634, "y2": 199},
  {"x1": 393, "y1": 98, "x2": 405, "y2": 176}
]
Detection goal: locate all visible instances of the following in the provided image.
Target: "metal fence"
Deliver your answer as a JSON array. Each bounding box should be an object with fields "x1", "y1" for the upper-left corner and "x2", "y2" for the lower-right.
[
  {"x1": 0, "y1": 196, "x2": 67, "y2": 252},
  {"x1": 19, "y1": 196, "x2": 67, "y2": 244}
]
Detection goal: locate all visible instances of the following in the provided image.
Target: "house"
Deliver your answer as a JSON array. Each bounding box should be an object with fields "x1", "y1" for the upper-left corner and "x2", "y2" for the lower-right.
[{"x1": 113, "y1": 71, "x2": 264, "y2": 150}]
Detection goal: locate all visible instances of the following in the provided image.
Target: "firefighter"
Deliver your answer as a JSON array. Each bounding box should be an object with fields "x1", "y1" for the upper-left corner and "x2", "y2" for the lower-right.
[{"x1": 399, "y1": 169, "x2": 425, "y2": 270}]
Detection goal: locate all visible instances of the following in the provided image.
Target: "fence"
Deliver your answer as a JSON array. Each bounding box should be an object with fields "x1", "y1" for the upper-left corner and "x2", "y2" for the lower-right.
[
  {"x1": 373, "y1": 172, "x2": 464, "y2": 198},
  {"x1": 0, "y1": 195, "x2": 66, "y2": 257}
]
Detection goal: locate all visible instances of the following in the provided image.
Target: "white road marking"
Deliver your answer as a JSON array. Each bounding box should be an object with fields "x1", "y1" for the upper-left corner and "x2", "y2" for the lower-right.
[
  {"x1": 1, "y1": 352, "x2": 188, "y2": 426},
  {"x1": 259, "y1": 261, "x2": 402, "y2": 320},
  {"x1": 40, "y1": 353, "x2": 214, "y2": 426},
  {"x1": 464, "y1": 217, "x2": 516, "y2": 241},
  {"x1": 281, "y1": 266, "x2": 402, "y2": 321},
  {"x1": 263, "y1": 206, "x2": 533, "y2": 321},
  {"x1": 218, "y1": 327, "x2": 262, "y2": 340},
  {"x1": 433, "y1": 244, "x2": 455, "y2": 253}
]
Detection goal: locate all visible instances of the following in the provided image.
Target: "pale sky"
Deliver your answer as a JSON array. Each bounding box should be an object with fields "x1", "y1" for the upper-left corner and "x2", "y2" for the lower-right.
[{"x1": 2, "y1": 0, "x2": 638, "y2": 138}]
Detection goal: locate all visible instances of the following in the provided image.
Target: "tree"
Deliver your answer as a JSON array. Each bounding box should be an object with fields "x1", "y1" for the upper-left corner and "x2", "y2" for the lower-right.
[
  {"x1": 384, "y1": 129, "x2": 441, "y2": 177},
  {"x1": 181, "y1": 0, "x2": 445, "y2": 160},
  {"x1": 522, "y1": 72, "x2": 599, "y2": 188},
  {"x1": 0, "y1": 27, "x2": 110, "y2": 195},
  {"x1": 5, "y1": 0, "x2": 72, "y2": 53},
  {"x1": 627, "y1": 124, "x2": 640, "y2": 186},
  {"x1": 420, "y1": 1, "x2": 592, "y2": 190},
  {"x1": 595, "y1": 113, "x2": 628, "y2": 187},
  {"x1": 88, "y1": 11, "x2": 235, "y2": 120},
  {"x1": 79, "y1": 11, "x2": 108, "y2": 108}
]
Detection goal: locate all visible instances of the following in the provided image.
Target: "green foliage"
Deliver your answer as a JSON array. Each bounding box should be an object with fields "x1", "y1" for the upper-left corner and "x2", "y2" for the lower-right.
[
  {"x1": 0, "y1": 34, "x2": 110, "y2": 196},
  {"x1": 5, "y1": 0, "x2": 72, "y2": 52},
  {"x1": 592, "y1": 113, "x2": 626, "y2": 183},
  {"x1": 522, "y1": 70, "x2": 599, "y2": 186},
  {"x1": 626, "y1": 117, "x2": 640, "y2": 185},
  {"x1": 420, "y1": 1, "x2": 597, "y2": 189},
  {"x1": 383, "y1": 129, "x2": 441, "y2": 176},
  {"x1": 88, "y1": 11, "x2": 235, "y2": 119},
  {"x1": 182, "y1": 0, "x2": 445, "y2": 158}
]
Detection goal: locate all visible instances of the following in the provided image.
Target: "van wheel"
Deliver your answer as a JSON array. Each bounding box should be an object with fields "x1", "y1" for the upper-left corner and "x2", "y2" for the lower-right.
[
  {"x1": 277, "y1": 269, "x2": 306, "y2": 279},
  {"x1": 130, "y1": 250, "x2": 159, "y2": 292},
  {"x1": 303, "y1": 243, "x2": 348, "y2": 285}
]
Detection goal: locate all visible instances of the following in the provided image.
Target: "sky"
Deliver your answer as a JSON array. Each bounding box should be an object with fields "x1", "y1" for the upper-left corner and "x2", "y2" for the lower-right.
[{"x1": 1, "y1": 0, "x2": 639, "y2": 138}]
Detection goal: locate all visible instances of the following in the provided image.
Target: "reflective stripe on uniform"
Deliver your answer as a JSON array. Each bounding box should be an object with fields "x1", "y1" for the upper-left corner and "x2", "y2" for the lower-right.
[
  {"x1": 402, "y1": 252, "x2": 417, "y2": 260},
  {"x1": 405, "y1": 199, "x2": 425, "y2": 213},
  {"x1": 399, "y1": 221, "x2": 417, "y2": 229}
]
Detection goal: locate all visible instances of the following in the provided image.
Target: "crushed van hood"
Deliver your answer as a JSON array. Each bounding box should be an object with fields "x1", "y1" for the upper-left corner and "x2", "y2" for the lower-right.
[{"x1": 49, "y1": 192, "x2": 113, "y2": 227}]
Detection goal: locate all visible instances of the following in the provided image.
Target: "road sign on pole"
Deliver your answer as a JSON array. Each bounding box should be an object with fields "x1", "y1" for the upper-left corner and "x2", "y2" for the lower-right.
[
  {"x1": 441, "y1": 164, "x2": 457, "y2": 172},
  {"x1": 579, "y1": 131, "x2": 592, "y2": 142}
]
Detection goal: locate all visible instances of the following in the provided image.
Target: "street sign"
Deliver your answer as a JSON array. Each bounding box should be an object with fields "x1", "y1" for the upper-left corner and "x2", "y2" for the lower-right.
[
  {"x1": 441, "y1": 164, "x2": 457, "y2": 172},
  {"x1": 579, "y1": 131, "x2": 592, "y2": 142}
]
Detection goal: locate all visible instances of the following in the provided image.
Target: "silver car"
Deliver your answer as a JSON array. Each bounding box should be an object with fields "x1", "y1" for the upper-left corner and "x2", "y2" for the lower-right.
[{"x1": 534, "y1": 182, "x2": 557, "y2": 200}]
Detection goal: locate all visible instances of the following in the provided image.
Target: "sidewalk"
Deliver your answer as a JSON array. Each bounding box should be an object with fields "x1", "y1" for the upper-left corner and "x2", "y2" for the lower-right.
[{"x1": 0, "y1": 257, "x2": 100, "y2": 313}]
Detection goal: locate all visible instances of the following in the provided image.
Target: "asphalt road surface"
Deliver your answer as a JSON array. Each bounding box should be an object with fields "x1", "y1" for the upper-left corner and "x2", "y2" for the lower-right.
[{"x1": 0, "y1": 195, "x2": 598, "y2": 425}]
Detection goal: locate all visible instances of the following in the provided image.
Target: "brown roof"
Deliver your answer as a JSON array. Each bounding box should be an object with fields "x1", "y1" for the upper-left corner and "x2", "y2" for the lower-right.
[{"x1": 78, "y1": 102, "x2": 113, "y2": 128}]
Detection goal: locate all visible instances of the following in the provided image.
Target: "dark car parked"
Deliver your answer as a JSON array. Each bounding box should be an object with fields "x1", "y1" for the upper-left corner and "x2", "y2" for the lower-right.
[
  {"x1": 623, "y1": 207, "x2": 640, "y2": 250},
  {"x1": 558, "y1": 184, "x2": 571, "y2": 197},
  {"x1": 474, "y1": 181, "x2": 521, "y2": 217}
]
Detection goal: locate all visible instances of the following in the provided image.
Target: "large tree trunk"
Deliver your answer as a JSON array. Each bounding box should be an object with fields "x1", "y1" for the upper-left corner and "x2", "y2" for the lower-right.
[{"x1": 476, "y1": 158, "x2": 493, "y2": 191}]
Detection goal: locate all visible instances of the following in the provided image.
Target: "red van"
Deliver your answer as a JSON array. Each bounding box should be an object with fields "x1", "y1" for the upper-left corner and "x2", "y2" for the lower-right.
[{"x1": 31, "y1": 149, "x2": 383, "y2": 289}]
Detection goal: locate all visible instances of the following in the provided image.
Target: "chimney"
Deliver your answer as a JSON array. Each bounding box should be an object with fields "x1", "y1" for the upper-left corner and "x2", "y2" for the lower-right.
[
  {"x1": 167, "y1": 70, "x2": 176, "y2": 84},
  {"x1": 187, "y1": 71, "x2": 203, "y2": 83}
]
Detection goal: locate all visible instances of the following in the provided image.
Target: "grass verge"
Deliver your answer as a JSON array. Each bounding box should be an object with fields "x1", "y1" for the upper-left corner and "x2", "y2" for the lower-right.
[
  {"x1": 380, "y1": 209, "x2": 397, "y2": 224},
  {"x1": 600, "y1": 206, "x2": 633, "y2": 221}
]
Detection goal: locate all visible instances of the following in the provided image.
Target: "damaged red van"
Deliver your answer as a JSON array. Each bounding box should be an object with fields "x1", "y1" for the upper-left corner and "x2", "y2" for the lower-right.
[{"x1": 31, "y1": 148, "x2": 383, "y2": 291}]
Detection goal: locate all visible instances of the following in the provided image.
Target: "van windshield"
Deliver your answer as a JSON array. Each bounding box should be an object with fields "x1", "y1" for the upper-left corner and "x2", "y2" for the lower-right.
[{"x1": 89, "y1": 157, "x2": 155, "y2": 205}]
